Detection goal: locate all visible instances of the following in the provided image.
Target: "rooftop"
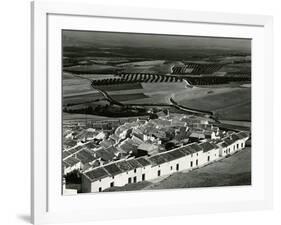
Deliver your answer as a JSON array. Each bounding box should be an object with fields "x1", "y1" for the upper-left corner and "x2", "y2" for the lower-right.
[
  {"x1": 115, "y1": 160, "x2": 135, "y2": 172},
  {"x1": 85, "y1": 167, "x2": 109, "y2": 181},
  {"x1": 136, "y1": 157, "x2": 152, "y2": 167},
  {"x1": 64, "y1": 157, "x2": 80, "y2": 167},
  {"x1": 148, "y1": 155, "x2": 167, "y2": 166},
  {"x1": 103, "y1": 163, "x2": 123, "y2": 176},
  {"x1": 199, "y1": 142, "x2": 216, "y2": 152}
]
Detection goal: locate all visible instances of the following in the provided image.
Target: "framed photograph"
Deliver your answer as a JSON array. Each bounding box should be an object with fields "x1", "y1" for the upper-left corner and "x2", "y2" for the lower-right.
[{"x1": 31, "y1": 1, "x2": 273, "y2": 224}]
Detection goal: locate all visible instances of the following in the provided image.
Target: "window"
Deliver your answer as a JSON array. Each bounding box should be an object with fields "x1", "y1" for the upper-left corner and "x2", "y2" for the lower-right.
[
  {"x1": 134, "y1": 168, "x2": 137, "y2": 173},
  {"x1": 237, "y1": 144, "x2": 239, "y2": 149},
  {"x1": 241, "y1": 143, "x2": 243, "y2": 148},
  {"x1": 158, "y1": 170, "x2": 161, "y2": 177},
  {"x1": 110, "y1": 182, "x2": 114, "y2": 187},
  {"x1": 142, "y1": 174, "x2": 145, "y2": 181},
  {"x1": 128, "y1": 177, "x2": 131, "y2": 184},
  {"x1": 190, "y1": 161, "x2": 193, "y2": 167},
  {"x1": 98, "y1": 187, "x2": 102, "y2": 192},
  {"x1": 196, "y1": 159, "x2": 198, "y2": 166},
  {"x1": 133, "y1": 176, "x2": 137, "y2": 183},
  {"x1": 196, "y1": 153, "x2": 198, "y2": 156},
  {"x1": 170, "y1": 166, "x2": 173, "y2": 171},
  {"x1": 207, "y1": 156, "x2": 210, "y2": 162},
  {"x1": 176, "y1": 163, "x2": 179, "y2": 171}
]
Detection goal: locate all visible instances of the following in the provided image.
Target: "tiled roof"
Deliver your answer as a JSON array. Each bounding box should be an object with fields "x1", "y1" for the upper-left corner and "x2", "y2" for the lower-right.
[
  {"x1": 199, "y1": 142, "x2": 216, "y2": 152},
  {"x1": 63, "y1": 151, "x2": 71, "y2": 159},
  {"x1": 104, "y1": 163, "x2": 123, "y2": 176},
  {"x1": 223, "y1": 137, "x2": 235, "y2": 145},
  {"x1": 115, "y1": 160, "x2": 134, "y2": 172},
  {"x1": 237, "y1": 131, "x2": 249, "y2": 139},
  {"x1": 127, "y1": 159, "x2": 143, "y2": 169},
  {"x1": 95, "y1": 149, "x2": 115, "y2": 162},
  {"x1": 168, "y1": 149, "x2": 186, "y2": 160},
  {"x1": 136, "y1": 157, "x2": 151, "y2": 167},
  {"x1": 161, "y1": 152, "x2": 177, "y2": 162},
  {"x1": 148, "y1": 155, "x2": 168, "y2": 166},
  {"x1": 190, "y1": 143, "x2": 203, "y2": 152},
  {"x1": 85, "y1": 167, "x2": 109, "y2": 181},
  {"x1": 64, "y1": 157, "x2": 80, "y2": 167}
]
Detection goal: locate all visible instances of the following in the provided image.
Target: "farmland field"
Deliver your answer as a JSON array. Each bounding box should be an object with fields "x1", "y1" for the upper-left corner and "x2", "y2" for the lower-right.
[
  {"x1": 110, "y1": 93, "x2": 149, "y2": 102},
  {"x1": 176, "y1": 87, "x2": 251, "y2": 121}
]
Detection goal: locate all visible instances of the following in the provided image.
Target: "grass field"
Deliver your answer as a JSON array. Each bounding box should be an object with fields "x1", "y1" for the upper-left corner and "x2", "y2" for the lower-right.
[{"x1": 105, "y1": 147, "x2": 251, "y2": 192}]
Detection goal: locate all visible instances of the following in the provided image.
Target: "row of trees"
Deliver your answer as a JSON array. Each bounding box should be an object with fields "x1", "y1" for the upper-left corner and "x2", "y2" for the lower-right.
[
  {"x1": 172, "y1": 64, "x2": 224, "y2": 75},
  {"x1": 90, "y1": 73, "x2": 250, "y2": 86},
  {"x1": 92, "y1": 74, "x2": 183, "y2": 86},
  {"x1": 186, "y1": 76, "x2": 251, "y2": 85}
]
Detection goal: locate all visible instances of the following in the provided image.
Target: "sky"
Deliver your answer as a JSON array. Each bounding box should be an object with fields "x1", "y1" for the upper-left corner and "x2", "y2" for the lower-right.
[{"x1": 63, "y1": 30, "x2": 251, "y2": 52}]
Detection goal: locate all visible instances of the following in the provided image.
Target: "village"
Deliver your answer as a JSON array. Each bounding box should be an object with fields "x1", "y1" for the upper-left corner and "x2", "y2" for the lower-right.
[{"x1": 62, "y1": 110, "x2": 249, "y2": 194}]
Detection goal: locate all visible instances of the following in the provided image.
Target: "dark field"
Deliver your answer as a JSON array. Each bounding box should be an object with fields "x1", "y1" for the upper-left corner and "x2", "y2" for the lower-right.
[
  {"x1": 110, "y1": 93, "x2": 149, "y2": 102},
  {"x1": 98, "y1": 83, "x2": 143, "y2": 91}
]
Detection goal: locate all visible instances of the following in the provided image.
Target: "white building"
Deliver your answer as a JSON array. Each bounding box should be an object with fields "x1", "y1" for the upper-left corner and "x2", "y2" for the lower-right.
[{"x1": 63, "y1": 157, "x2": 81, "y2": 175}]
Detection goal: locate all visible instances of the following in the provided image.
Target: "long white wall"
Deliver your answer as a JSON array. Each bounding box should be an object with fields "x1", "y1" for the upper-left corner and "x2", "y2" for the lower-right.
[{"x1": 83, "y1": 137, "x2": 248, "y2": 193}]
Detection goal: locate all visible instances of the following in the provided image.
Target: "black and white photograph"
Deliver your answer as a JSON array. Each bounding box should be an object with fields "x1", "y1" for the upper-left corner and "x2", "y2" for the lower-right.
[{"x1": 62, "y1": 30, "x2": 251, "y2": 195}]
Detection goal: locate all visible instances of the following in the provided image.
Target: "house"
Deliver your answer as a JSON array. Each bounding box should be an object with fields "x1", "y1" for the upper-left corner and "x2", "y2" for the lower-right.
[
  {"x1": 161, "y1": 149, "x2": 189, "y2": 173},
  {"x1": 126, "y1": 159, "x2": 143, "y2": 183},
  {"x1": 137, "y1": 143, "x2": 159, "y2": 156},
  {"x1": 75, "y1": 149, "x2": 97, "y2": 166},
  {"x1": 94, "y1": 148, "x2": 116, "y2": 163},
  {"x1": 135, "y1": 157, "x2": 152, "y2": 182},
  {"x1": 179, "y1": 143, "x2": 204, "y2": 169},
  {"x1": 82, "y1": 167, "x2": 111, "y2": 193},
  {"x1": 118, "y1": 138, "x2": 139, "y2": 155},
  {"x1": 63, "y1": 157, "x2": 82, "y2": 175},
  {"x1": 236, "y1": 131, "x2": 249, "y2": 148},
  {"x1": 115, "y1": 160, "x2": 136, "y2": 185},
  {"x1": 199, "y1": 141, "x2": 220, "y2": 164},
  {"x1": 217, "y1": 141, "x2": 228, "y2": 157},
  {"x1": 147, "y1": 154, "x2": 170, "y2": 179}
]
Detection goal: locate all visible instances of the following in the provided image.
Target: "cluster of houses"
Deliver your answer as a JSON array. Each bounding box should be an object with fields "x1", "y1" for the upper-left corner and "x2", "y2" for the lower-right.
[
  {"x1": 81, "y1": 131, "x2": 249, "y2": 193},
  {"x1": 62, "y1": 113, "x2": 221, "y2": 177},
  {"x1": 62, "y1": 112, "x2": 250, "y2": 194}
]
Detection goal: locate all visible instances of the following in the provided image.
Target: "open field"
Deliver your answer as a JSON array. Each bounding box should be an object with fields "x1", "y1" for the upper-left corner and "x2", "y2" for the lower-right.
[
  {"x1": 176, "y1": 87, "x2": 251, "y2": 121},
  {"x1": 105, "y1": 147, "x2": 251, "y2": 192}
]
